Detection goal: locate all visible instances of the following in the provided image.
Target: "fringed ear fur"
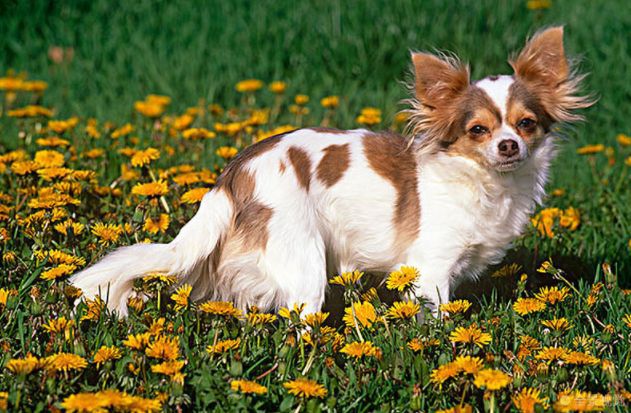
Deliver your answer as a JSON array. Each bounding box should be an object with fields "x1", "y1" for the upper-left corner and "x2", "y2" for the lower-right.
[
  {"x1": 510, "y1": 26, "x2": 595, "y2": 123},
  {"x1": 406, "y1": 52, "x2": 470, "y2": 144}
]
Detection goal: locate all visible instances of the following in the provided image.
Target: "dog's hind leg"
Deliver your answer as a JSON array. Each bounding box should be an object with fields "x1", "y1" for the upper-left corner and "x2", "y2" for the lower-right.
[{"x1": 259, "y1": 213, "x2": 328, "y2": 315}]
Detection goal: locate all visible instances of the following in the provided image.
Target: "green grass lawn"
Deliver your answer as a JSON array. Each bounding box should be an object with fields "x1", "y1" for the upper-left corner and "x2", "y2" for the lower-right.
[{"x1": 0, "y1": 0, "x2": 630, "y2": 411}]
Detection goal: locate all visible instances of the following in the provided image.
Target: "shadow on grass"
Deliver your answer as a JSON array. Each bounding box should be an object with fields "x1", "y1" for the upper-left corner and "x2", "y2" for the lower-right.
[{"x1": 322, "y1": 246, "x2": 619, "y2": 326}]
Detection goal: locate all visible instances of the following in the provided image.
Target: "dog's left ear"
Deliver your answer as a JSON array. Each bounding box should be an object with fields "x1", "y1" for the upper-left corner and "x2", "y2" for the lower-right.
[
  {"x1": 510, "y1": 26, "x2": 594, "y2": 122},
  {"x1": 511, "y1": 26, "x2": 568, "y2": 86}
]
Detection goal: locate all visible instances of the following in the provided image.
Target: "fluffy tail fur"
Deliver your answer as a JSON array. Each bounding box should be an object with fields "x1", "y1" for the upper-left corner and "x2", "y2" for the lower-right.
[{"x1": 70, "y1": 189, "x2": 233, "y2": 316}]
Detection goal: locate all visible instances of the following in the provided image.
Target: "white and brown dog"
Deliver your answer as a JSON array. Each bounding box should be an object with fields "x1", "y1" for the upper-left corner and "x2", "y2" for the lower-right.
[{"x1": 71, "y1": 27, "x2": 591, "y2": 316}]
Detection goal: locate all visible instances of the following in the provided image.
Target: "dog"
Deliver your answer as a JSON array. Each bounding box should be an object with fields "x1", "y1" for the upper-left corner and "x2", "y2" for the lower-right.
[{"x1": 71, "y1": 26, "x2": 592, "y2": 316}]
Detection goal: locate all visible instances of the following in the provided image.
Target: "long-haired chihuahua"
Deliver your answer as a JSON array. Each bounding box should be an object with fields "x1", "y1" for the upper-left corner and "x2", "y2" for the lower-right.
[{"x1": 71, "y1": 26, "x2": 592, "y2": 316}]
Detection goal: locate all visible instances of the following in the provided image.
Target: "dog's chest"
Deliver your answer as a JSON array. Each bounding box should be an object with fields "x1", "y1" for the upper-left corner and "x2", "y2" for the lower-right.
[{"x1": 418, "y1": 158, "x2": 538, "y2": 275}]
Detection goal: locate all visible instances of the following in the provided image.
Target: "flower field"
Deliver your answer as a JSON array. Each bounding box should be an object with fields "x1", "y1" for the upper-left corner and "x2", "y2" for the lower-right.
[{"x1": 0, "y1": 0, "x2": 630, "y2": 412}]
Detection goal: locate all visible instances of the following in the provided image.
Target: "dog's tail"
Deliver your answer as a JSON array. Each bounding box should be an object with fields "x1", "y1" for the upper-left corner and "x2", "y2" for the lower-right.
[{"x1": 69, "y1": 189, "x2": 232, "y2": 316}]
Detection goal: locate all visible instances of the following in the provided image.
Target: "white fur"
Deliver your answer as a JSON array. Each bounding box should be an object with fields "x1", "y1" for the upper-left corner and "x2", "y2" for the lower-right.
[{"x1": 71, "y1": 123, "x2": 553, "y2": 315}]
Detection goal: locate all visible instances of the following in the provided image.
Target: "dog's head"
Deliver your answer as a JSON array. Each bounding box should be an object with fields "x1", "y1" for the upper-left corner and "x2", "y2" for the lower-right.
[{"x1": 408, "y1": 26, "x2": 594, "y2": 172}]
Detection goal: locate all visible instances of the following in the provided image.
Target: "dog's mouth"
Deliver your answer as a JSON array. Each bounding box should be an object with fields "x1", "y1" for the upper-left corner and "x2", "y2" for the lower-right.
[{"x1": 495, "y1": 159, "x2": 523, "y2": 172}]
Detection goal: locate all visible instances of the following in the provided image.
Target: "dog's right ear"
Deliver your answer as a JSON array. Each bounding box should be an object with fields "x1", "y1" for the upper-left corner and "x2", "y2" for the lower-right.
[
  {"x1": 411, "y1": 52, "x2": 470, "y2": 110},
  {"x1": 409, "y1": 52, "x2": 470, "y2": 143}
]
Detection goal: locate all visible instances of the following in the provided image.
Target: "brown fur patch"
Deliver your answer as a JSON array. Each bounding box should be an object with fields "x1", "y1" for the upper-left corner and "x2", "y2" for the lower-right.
[
  {"x1": 317, "y1": 144, "x2": 351, "y2": 187},
  {"x1": 214, "y1": 132, "x2": 291, "y2": 252},
  {"x1": 288, "y1": 146, "x2": 312, "y2": 191},
  {"x1": 507, "y1": 80, "x2": 553, "y2": 133},
  {"x1": 362, "y1": 132, "x2": 420, "y2": 253},
  {"x1": 279, "y1": 161, "x2": 287, "y2": 174},
  {"x1": 307, "y1": 127, "x2": 348, "y2": 134},
  {"x1": 233, "y1": 201, "x2": 274, "y2": 250}
]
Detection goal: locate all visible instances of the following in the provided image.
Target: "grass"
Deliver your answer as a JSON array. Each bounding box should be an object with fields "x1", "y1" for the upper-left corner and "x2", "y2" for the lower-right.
[{"x1": 0, "y1": 0, "x2": 630, "y2": 411}]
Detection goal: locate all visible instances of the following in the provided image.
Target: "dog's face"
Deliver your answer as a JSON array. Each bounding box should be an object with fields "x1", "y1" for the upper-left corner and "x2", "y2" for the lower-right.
[{"x1": 409, "y1": 27, "x2": 592, "y2": 172}]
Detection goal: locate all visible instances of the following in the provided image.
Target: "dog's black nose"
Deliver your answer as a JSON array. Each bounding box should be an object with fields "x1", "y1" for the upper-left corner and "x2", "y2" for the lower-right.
[{"x1": 498, "y1": 139, "x2": 519, "y2": 158}]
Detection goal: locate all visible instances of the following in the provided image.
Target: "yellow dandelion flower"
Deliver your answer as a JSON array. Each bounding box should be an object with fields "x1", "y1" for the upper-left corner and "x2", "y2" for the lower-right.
[
  {"x1": 8, "y1": 105, "x2": 53, "y2": 118},
  {"x1": 236, "y1": 79, "x2": 263, "y2": 93},
  {"x1": 216, "y1": 146, "x2": 238, "y2": 159},
  {"x1": 131, "y1": 147, "x2": 160, "y2": 167},
  {"x1": 83, "y1": 148, "x2": 104, "y2": 159},
  {"x1": 554, "y1": 390, "x2": 612, "y2": 412},
  {"x1": 40, "y1": 263, "x2": 77, "y2": 281},
  {"x1": 231, "y1": 379, "x2": 268, "y2": 395},
  {"x1": 541, "y1": 317, "x2": 572, "y2": 332},
  {"x1": 283, "y1": 378, "x2": 327, "y2": 398},
  {"x1": 407, "y1": 337, "x2": 440, "y2": 353},
  {"x1": 537, "y1": 259, "x2": 555, "y2": 274},
  {"x1": 181, "y1": 187, "x2": 210, "y2": 204},
  {"x1": 207, "y1": 338, "x2": 241, "y2": 354},
  {"x1": 54, "y1": 220, "x2": 85, "y2": 236},
  {"x1": 146, "y1": 335, "x2": 180, "y2": 360},
  {"x1": 109, "y1": 123, "x2": 134, "y2": 139},
  {"x1": 36, "y1": 136, "x2": 70, "y2": 147},
  {"x1": 91, "y1": 222, "x2": 124, "y2": 245},
  {"x1": 435, "y1": 404, "x2": 472, "y2": 413},
  {"x1": 387, "y1": 300, "x2": 420, "y2": 320},
  {"x1": 294, "y1": 94, "x2": 309, "y2": 105},
  {"x1": 132, "y1": 180, "x2": 168, "y2": 197},
  {"x1": 93, "y1": 346, "x2": 122, "y2": 367},
  {"x1": 491, "y1": 263, "x2": 522, "y2": 278},
  {"x1": 35, "y1": 249, "x2": 86, "y2": 266},
  {"x1": 535, "y1": 346, "x2": 569, "y2": 362},
  {"x1": 304, "y1": 312, "x2": 329, "y2": 328},
  {"x1": 386, "y1": 266, "x2": 420, "y2": 291},
  {"x1": 440, "y1": 299, "x2": 472, "y2": 315},
  {"x1": 199, "y1": 301, "x2": 242, "y2": 318},
  {"x1": 356, "y1": 107, "x2": 382, "y2": 125},
  {"x1": 576, "y1": 144, "x2": 605, "y2": 155},
  {"x1": 559, "y1": 207, "x2": 580, "y2": 231},
  {"x1": 473, "y1": 368, "x2": 511, "y2": 391},
  {"x1": 123, "y1": 333, "x2": 152, "y2": 351},
  {"x1": 11, "y1": 160, "x2": 39, "y2": 175},
  {"x1": 623, "y1": 314, "x2": 631, "y2": 328},
  {"x1": 144, "y1": 214, "x2": 170, "y2": 234},
  {"x1": 450, "y1": 324, "x2": 492, "y2": 347},
  {"x1": 268, "y1": 81, "x2": 287, "y2": 94},
  {"x1": 0, "y1": 288, "x2": 9, "y2": 307},
  {"x1": 430, "y1": 362, "x2": 461, "y2": 385},
  {"x1": 562, "y1": 351, "x2": 600, "y2": 366},
  {"x1": 34, "y1": 150, "x2": 65, "y2": 168},
  {"x1": 320, "y1": 96, "x2": 340, "y2": 109},
  {"x1": 5, "y1": 355, "x2": 40, "y2": 375},
  {"x1": 170, "y1": 284, "x2": 192, "y2": 311},
  {"x1": 61, "y1": 393, "x2": 109, "y2": 412},
  {"x1": 47, "y1": 117, "x2": 78, "y2": 134},
  {"x1": 135, "y1": 100, "x2": 165, "y2": 118},
  {"x1": 42, "y1": 316, "x2": 74, "y2": 337},
  {"x1": 182, "y1": 128, "x2": 216, "y2": 140},
  {"x1": 454, "y1": 355, "x2": 484, "y2": 374},
  {"x1": 80, "y1": 296, "x2": 106, "y2": 322},
  {"x1": 247, "y1": 312, "x2": 277, "y2": 325},
  {"x1": 617, "y1": 133, "x2": 631, "y2": 146},
  {"x1": 513, "y1": 297, "x2": 546, "y2": 316},
  {"x1": 278, "y1": 303, "x2": 306, "y2": 319},
  {"x1": 340, "y1": 341, "x2": 379, "y2": 359},
  {"x1": 151, "y1": 360, "x2": 184, "y2": 376},
  {"x1": 329, "y1": 270, "x2": 364, "y2": 287},
  {"x1": 342, "y1": 301, "x2": 377, "y2": 329},
  {"x1": 534, "y1": 286, "x2": 570, "y2": 305},
  {"x1": 43, "y1": 352, "x2": 87, "y2": 373},
  {"x1": 142, "y1": 272, "x2": 178, "y2": 286},
  {"x1": 512, "y1": 387, "x2": 549, "y2": 413}
]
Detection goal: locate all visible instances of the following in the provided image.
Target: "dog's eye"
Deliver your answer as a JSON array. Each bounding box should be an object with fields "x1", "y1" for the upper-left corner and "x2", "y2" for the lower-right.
[
  {"x1": 469, "y1": 125, "x2": 488, "y2": 135},
  {"x1": 518, "y1": 118, "x2": 536, "y2": 130}
]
